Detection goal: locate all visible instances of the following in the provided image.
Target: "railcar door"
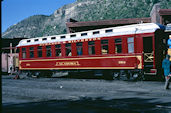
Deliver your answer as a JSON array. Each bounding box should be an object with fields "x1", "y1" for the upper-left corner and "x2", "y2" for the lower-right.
[
  {"x1": 154, "y1": 30, "x2": 168, "y2": 77},
  {"x1": 143, "y1": 36, "x2": 154, "y2": 73}
]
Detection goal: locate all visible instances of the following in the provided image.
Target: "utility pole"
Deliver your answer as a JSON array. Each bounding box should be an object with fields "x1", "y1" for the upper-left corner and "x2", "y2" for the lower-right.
[{"x1": 8, "y1": 43, "x2": 13, "y2": 75}]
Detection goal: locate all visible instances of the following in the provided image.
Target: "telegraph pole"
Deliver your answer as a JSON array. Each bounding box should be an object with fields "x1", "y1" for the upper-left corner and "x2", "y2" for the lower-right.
[{"x1": 8, "y1": 43, "x2": 13, "y2": 75}]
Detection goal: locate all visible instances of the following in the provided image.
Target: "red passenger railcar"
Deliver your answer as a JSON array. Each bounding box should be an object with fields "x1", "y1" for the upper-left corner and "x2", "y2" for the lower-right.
[{"x1": 17, "y1": 23, "x2": 168, "y2": 79}]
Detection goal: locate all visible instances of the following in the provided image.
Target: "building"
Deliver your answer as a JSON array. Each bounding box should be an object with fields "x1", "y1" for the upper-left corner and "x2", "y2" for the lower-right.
[
  {"x1": 66, "y1": 18, "x2": 151, "y2": 33},
  {"x1": 1, "y1": 38, "x2": 27, "y2": 74}
]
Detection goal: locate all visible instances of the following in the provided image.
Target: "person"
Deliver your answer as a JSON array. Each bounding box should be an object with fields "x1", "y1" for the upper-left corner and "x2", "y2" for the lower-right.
[{"x1": 162, "y1": 54, "x2": 171, "y2": 89}]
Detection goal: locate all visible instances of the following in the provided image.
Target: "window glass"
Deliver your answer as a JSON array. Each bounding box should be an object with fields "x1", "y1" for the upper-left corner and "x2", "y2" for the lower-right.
[
  {"x1": 38, "y1": 46, "x2": 42, "y2": 57},
  {"x1": 70, "y1": 34, "x2": 76, "y2": 38},
  {"x1": 88, "y1": 41, "x2": 95, "y2": 55},
  {"x1": 34, "y1": 39, "x2": 38, "y2": 42},
  {"x1": 81, "y1": 33, "x2": 87, "y2": 36},
  {"x1": 128, "y1": 37, "x2": 134, "y2": 53},
  {"x1": 43, "y1": 38, "x2": 47, "y2": 41},
  {"x1": 16, "y1": 48, "x2": 20, "y2": 53},
  {"x1": 105, "y1": 29, "x2": 113, "y2": 33},
  {"x1": 22, "y1": 48, "x2": 26, "y2": 58},
  {"x1": 55, "y1": 45, "x2": 61, "y2": 56},
  {"x1": 46, "y1": 45, "x2": 51, "y2": 57},
  {"x1": 60, "y1": 36, "x2": 66, "y2": 39},
  {"x1": 29, "y1": 47, "x2": 34, "y2": 58},
  {"x1": 66, "y1": 43, "x2": 72, "y2": 56},
  {"x1": 93, "y1": 31, "x2": 99, "y2": 35},
  {"x1": 51, "y1": 37, "x2": 56, "y2": 40},
  {"x1": 101, "y1": 40, "x2": 108, "y2": 54},
  {"x1": 76, "y1": 42, "x2": 83, "y2": 56},
  {"x1": 27, "y1": 40, "x2": 31, "y2": 42},
  {"x1": 115, "y1": 38, "x2": 122, "y2": 53}
]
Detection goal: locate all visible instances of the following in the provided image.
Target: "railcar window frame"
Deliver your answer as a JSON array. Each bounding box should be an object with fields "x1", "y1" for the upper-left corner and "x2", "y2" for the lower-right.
[
  {"x1": 22, "y1": 48, "x2": 26, "y2": 59},
  {"x1": 101, "y1": 40, "x2": 109, "y2": 55},
  {"x1": 46, "y1": 45, "x2": 52, "y2": 57},
  {"x1": 27, "y1": 40, "x2": 31, "y2": 43},
  {"x1": 51, "y1": 37, "x2": 56, "y2": 40},
  {"x1": 29, "y1": 47, "x2": 34, "y2": 58},
  {"x1": 70, "y1": 34, "x2": 76, "y2": 38},
  {"x1": 105, "y1": 29, "x2": 113, "y2": 33},
  {"x1": 81, "y1": 33, "x2": 87, "y2": 36},
  {"x1": 65, "y1": 43, "x2": 72, "y2": 56},
  {"x1": 60, "y1": 36, "x2": 66, "y2": 39},
  {"x1": 93, "y1": 31, "x2": 100, "y2": 35},
  {"x1": 127, "y1": 37, "x2": 134, "y2": 53},
  {"x1": 76, "y1": 42, "x2": 83, "y2": 56},
  {"x1": 42, "y1": 38, "x2": 47, "y2": 41},
  {"x1": 34, "y1": 39, "x2": 39, "y2": 42},
  {"x1": 37, "y1": 46, "x2": 42, "y2": 57},
  {"x1": 115, "y1": 38, "x2": 122, "y2": 54},
  {"x1": 88, "y1": 41, "x2": 95, "y2": 55},
  {"x1": 55, "y1": 44, "x2": 61, "y2": 57}
]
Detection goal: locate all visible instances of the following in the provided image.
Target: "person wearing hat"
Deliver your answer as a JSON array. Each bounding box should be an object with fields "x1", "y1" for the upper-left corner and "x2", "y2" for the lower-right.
[{"x1": 162, "y1": 54, "x2": 171, "y2": 89}]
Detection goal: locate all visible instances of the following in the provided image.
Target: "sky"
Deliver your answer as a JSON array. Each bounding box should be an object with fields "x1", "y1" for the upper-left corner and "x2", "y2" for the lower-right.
[{"x1": 2, "y1": 0, "x2": 76, "y2": 33}]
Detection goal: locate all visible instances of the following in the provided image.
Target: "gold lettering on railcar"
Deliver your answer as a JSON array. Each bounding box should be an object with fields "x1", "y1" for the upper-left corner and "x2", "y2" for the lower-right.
[
  {"x1": 55, "y1": 61, "x2": 80, "y2": 66},
  {"x1": 85, "y1": 39, "x2": 88, "y2": 41},
  {"x1": 26, "y1": 63, "x2": 31, "y2": 66},
  {"x1": 39, "y1": 38, "x2": 101, "y2": 46},
  {"x1": 118, "y1": 61, "x2": 126, "y2": 64}
]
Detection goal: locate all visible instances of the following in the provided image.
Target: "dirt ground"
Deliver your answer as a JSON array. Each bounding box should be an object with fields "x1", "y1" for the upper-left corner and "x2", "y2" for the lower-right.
[{"x1": 2, "y1": 75, "x2": 171, "y2": 113}]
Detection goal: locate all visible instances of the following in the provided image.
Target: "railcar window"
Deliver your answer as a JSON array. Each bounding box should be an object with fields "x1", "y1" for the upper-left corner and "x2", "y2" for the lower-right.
[
  {"x1": 37, "y1": 46, "x2": 42, "y2": 57},
  {"x1": 22, "y1": 48, "x2": 26, "y2": 58},
  {"x1": 16, "y1": 48, "x2": 20, "y2": 53},
  {"x1": 38, "y1": 46, "x2": 42, "y2": 57},
  {"x1": 51, "y1": 37, "x2": 56, "y2": 40},
  {"x1": 101, "y1": 40, "x2": 108, "y2": 54},
  {"x1": 46, "y1": 45, "x2": 51, "y2": 57},
  {"x1": 70, "y1": 34, "x2": 76, "y2": 38},
  {"x1": 115, "y1": 38, "x2": 122, "y2": 53},
  {"x1": 88, "y1": 41, "x2": 95, "y2": 55},
  {"x1": 34, "y1": 39, "x2": 38, "y2": 42},
  {"x1": 105, "y1": 29, "x2": 113, "y2": 33},
  {"x1": 127, "y1": 37, "x2": 134, "y2": 53},
  {"x1": 29, "y1": 47, "x2": 34, "y2": 58},
  {"x1": 55, "y1": 45, "x2": 61, "y2": 56},
  {"x1": 65, "y1": 43, "x2": 72, "y2": 56},
  {"x1": 27, "y1": 40, "x2": 31, "y2": 43},
  {"x1": 81, "y1": 33, "x2": 87, "y2": 36},
  {"x1": 76, "y1": 42, "x2": 83, "y2": 56},
  {"x1": 42, "y1": 38, "x2": 47, "y2": 41},
  {"x1": 93, "y1": 31, "x2": 100, "y2": 35},
  {"x1": 60, "y1": 36, "x2": 66, "y2": 39}
]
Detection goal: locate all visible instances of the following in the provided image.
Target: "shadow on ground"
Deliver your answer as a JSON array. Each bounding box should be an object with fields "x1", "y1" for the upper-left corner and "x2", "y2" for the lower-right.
[{"x1": 2, "y1": 97, "x2": 171, "y2": 113}]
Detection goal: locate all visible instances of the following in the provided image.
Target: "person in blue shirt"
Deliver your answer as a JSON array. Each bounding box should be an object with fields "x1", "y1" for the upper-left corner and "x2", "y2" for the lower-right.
[{"x1": 162, "y1": 54, "x2": 171, "y2": 89}]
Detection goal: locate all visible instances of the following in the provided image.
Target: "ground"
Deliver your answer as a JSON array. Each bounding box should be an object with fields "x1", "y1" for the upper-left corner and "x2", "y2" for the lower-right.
[{"x1": 2, "y1": 75, "x2": 171, "y2": 113}]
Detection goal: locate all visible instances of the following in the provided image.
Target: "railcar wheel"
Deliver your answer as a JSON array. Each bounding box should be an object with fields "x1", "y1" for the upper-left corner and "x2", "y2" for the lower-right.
[
  {"x1": 119, "y1": 71, "x2": 128, "y2": 81},
  {"x1": 113, "y1": 72, "x2": 120, "y2": 80},
  {"x1": 131, "y1": 73, "x2": 143, "y2": 81},
  {"x1": 32, "y1": 72, "x2": 40, "y2": 78},
  {"x1": 26, "y1": 71, "x2": 32, "y2": 77}
]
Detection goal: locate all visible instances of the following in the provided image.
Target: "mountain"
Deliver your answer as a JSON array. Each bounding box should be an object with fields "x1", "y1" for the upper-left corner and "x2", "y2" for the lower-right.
[{"x1": 2, "y1": 0, "x2": 171, "y2": 38}]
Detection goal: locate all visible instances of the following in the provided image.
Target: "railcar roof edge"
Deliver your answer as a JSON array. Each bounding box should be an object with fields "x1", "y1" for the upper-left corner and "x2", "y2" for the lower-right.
[{"x1": 16, "y1": 23, "x2": 164, "y2": 47}]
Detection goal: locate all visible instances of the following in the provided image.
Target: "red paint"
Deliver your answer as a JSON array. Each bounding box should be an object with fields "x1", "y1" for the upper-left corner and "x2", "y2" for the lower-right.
[{"x1": 17, "y1": 32, "x2": 163, "y2": 74}]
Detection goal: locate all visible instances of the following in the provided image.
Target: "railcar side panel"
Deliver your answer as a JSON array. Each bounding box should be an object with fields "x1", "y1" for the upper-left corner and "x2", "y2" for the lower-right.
[{"x1": 19, "y1": 55, "x2": 142, "y2": 70}]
